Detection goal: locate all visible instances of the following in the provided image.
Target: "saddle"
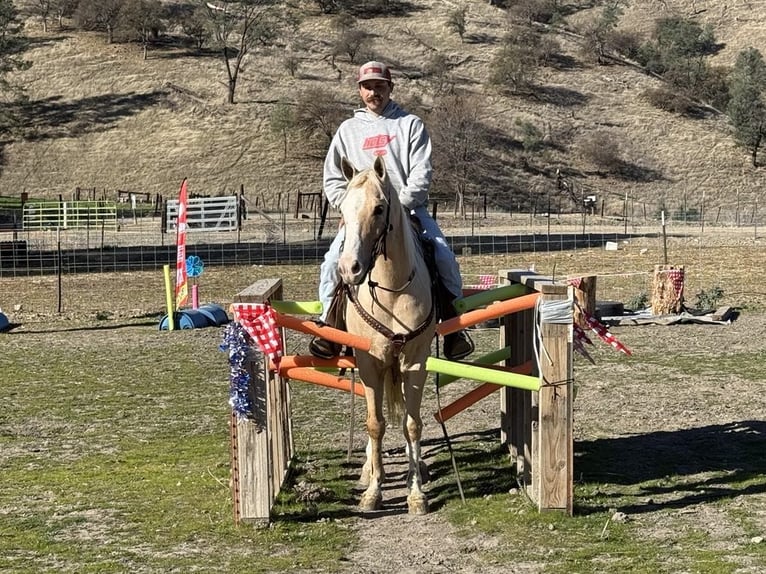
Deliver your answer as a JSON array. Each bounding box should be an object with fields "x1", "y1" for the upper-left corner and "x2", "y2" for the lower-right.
[{"x1": 310, "y1": 214, "x2": 472, "y2": 361}]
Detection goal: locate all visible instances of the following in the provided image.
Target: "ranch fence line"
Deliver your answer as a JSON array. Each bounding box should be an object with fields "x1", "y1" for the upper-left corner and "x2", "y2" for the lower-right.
[{"x1": 0, "y1": 199, "x2": 764, "y2": 278}]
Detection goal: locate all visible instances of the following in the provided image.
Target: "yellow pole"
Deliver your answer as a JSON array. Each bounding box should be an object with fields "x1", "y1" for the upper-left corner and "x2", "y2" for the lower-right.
[{"x1": 163, "y1": 264, "x2": 175, "y2": 331}]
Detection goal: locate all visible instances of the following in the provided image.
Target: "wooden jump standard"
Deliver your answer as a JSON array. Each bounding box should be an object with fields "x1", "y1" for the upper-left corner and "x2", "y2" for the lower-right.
[{"x1": 228, "y1": 271, "x2": 573, "y2": 524}]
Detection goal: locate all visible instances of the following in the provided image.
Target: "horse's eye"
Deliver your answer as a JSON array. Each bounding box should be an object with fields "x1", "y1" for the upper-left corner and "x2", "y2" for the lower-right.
[{"x1": 373, "y1": 205, "x2": 385, "y2": 216}]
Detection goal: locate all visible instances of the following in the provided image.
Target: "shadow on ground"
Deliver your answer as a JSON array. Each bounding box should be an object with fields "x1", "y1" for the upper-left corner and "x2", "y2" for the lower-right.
[{"x1": 576, "y1": 420, "x2": 766, "y2": 515}]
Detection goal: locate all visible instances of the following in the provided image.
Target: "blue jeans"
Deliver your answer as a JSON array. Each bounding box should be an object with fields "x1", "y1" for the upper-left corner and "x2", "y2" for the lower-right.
[{"x1": 318, "y1": 205, "x2": 462, "y2": 320}]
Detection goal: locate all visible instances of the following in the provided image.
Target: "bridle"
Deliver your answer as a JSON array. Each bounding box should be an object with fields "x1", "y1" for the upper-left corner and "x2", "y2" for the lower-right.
[{"x1": 343, "y1": 199, "x2": 434, "y2": 363}]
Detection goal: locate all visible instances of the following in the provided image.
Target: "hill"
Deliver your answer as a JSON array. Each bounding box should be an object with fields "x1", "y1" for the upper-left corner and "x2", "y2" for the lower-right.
[{"x1": 1, "y1": 0, "x2": 765, "y2": 220}]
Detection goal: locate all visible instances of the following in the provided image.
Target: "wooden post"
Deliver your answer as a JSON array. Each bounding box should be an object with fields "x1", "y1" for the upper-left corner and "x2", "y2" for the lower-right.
[
  {"x1": 502, "y1": 271, "x2": 573, "y2": 515},
  {"x1": 536, "y1": 284, "x2": 573, "y2": 514},
  {"x1": 230, "y1": 278, "x2": 294, "y2": 526},
  {"x1": 499, "y1": 269, "x2": 536, "y2": 484},
  {"x1": 651, "y1": 265, "x2": 684, "y2": 315}
]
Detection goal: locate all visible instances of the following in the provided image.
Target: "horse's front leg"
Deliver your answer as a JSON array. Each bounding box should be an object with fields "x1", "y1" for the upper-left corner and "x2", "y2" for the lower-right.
[
  {"x1": 359, "y1": 382, "x2": 385, "y2": 512},
  {"x1": 403, "y1": 367, "x2": 429, "y2": 515}
]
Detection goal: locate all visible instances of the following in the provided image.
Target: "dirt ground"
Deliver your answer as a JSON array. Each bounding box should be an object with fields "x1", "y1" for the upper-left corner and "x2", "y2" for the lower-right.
[{"x1": 292, "y1": 310, "x2": 766, "y2": 574}]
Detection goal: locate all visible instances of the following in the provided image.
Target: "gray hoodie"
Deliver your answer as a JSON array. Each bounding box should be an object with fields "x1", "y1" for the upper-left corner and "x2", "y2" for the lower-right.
[{"x1": 323, "y1": 101, "x2": 432, "y2": 211}]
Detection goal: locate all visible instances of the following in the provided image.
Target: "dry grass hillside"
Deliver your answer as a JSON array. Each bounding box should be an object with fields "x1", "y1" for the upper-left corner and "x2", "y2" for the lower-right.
[{"x1": 1, "y1": 0, "x2": 765, "y2": 217}]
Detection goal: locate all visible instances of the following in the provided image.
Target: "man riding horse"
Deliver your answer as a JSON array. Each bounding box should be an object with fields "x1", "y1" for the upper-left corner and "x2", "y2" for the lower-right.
[{"x1": 311, "y1": 61, "x2": 473, "y2": 362}]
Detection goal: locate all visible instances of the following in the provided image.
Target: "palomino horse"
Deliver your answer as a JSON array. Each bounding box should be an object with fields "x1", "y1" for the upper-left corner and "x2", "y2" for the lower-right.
[{"x1": 336, "y1": 155, "x2": 436, "y2": 515}]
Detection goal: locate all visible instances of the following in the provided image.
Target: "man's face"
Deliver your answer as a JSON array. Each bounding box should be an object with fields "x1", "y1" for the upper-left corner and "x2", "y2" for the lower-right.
[{"x1": 358, "y1": 79, "x2": 392, "y2": 115}]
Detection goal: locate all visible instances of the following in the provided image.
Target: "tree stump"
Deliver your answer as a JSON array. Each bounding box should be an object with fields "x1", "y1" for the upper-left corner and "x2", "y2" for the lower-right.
[
  {"x1": 570, "y1": 275, "x2": 597, "y2": 327},
  {"x1": 651, "y1": 265, "x2": 684, "y2": 315}
]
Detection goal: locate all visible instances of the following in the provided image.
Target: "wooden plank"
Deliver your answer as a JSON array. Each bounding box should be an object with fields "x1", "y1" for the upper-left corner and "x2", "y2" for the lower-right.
[
  {"x1": 536, "y1": 284, "x2": 573, "y2": 514},
  {"x1": 236, "y1": 278, "x2": 283, "y2": 303},
  {"x1": 571, "y1": 275, "x2": 597, "y2": 328},
  {"x1": 499, "y1": 269, "x2": 536, "y2": 490},
  {"x1": 507, "y1": 270, "x2": 556, "y2": 293},
  {"x1": 229, "y1": 278, "x2": 294, "y2": 525},
  {"x1": 235, "y1": 348, "x2": 271, "y2": 526}
]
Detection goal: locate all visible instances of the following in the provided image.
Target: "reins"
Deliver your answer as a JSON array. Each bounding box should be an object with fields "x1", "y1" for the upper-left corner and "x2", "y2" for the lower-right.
[{"x1": 343, "y1": 202, "x2": 434, "y2": 365}]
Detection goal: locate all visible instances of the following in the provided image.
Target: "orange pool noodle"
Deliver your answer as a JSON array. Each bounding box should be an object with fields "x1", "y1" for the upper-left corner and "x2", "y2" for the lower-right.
[
  {"x1": 280, "y1": 367, "x2": 365, "y2": 397},
  {"x1": 434, "y1": 360, "x2": 534, "y2": 422},
  {"x1": 273, "y1": 355, "x2": 357, "y2": 370},
  {"x1": 436, "y1": 292, "x2": 540, "y2": 336},
  {"x1": 275, "y1": 312, "x2": 372, "y2": 352}
]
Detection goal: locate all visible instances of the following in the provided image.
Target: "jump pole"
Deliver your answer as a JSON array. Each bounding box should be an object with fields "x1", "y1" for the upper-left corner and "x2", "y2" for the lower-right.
[
  {"x1": 434, "y1": 360, "x2": 534, "y2": 422},
  {"x1": 270, "y1": 300, "x2": 324, "y2": 315},
  {"x1": 437, "y1": 292, "x2": 540, "y2": 335},
  {"x1": 436, "y1": 346, "x2": 512, "y2": 386},
  {"x1": 453, "y1": 283, "x2": 528, "y2": 313},
  {"x1": 427, "y1": 357, "x2": 538, "y2": 391},
  {"x1": 274, "y1": 313, "x2": 371, "y2": 352}
]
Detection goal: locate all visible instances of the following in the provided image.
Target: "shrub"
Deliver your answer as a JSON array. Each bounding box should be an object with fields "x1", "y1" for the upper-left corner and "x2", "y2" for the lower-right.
[
  {"x1": 694, "y1": 285, "x2": 724, "y2": 311},
  {"x1": 578, "y1": 131, "x2": 624, "y2": 173},
  {"x1": 625, "y1": 292, "x2": 648, "y2": 312}
]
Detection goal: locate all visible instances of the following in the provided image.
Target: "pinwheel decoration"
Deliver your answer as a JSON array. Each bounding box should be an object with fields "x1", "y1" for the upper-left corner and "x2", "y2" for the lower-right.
[
  {"x1": 186, "y1": 255, "x2": 204, "y2": 309},
  {"x1": 186, "y1": 255, "x2": 204, "y2": 278}
]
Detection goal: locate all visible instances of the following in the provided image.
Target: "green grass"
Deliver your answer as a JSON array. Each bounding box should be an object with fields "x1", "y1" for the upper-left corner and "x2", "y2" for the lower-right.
[
  {"x1": 2, "y1": 256, "x2": 766, "y2": 572},
  {"x1": 0, "y1": 325, "x2": 354, "y2": 573}
]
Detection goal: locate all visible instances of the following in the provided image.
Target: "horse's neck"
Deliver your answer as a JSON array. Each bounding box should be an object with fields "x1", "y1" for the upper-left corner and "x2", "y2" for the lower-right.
[{"x1": 375, "y1": 201, "x2": 418, "y2": 284}]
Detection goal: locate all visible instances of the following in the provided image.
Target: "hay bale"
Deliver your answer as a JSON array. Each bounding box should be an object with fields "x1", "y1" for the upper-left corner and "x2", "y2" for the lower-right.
[{"x1": 651, "y1": 265, "x2": 684, "y2": 315}]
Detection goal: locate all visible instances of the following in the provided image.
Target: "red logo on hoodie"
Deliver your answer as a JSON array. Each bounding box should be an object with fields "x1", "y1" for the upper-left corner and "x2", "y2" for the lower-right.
[{"x1": 362, "y1": 134, "x2": 395, "y2": 156}]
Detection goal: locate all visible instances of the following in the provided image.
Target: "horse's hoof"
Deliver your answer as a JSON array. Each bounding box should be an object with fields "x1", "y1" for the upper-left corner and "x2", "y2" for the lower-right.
[
  {"x1": 359, "y1": 493, "x2": 382, "y2": 512},
  {"x1": 407, "y1": 494, "x2": 429, "y2": 515}
]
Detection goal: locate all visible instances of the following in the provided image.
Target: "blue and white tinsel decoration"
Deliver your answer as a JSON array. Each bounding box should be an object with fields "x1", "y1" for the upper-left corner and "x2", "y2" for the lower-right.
[{"x1": 220, "y1": 322, "x2": 253, "y2": 419}]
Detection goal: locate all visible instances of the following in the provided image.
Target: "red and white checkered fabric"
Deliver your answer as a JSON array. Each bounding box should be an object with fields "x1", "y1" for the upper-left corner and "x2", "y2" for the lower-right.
[
  {"x1": 573, "y1": 323, "x2": 596, "y2": 364},
  {"x1": 580, "y1": 308, "x2": 632, "y2": 356},
  {"x1": 567, "y1": 277, "x2": 583, "y2": 289},
  {"x1": 664, "y1": 269, "x2": 685, "y2": 298},
  {"x1": 231, "y1": 303, "x2": 283, "y2": 364},
  {"x1": 466, "y1": 274, "x2": 497, "y2": 290}
]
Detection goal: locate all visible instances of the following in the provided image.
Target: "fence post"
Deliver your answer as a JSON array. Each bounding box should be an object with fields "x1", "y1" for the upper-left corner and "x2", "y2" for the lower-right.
[{"x1": 231, "y1": 278, "x2": 294, "y2": 526}]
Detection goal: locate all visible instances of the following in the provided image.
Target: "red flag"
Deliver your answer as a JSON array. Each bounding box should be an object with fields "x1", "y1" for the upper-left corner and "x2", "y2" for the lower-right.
[{"x1": 175, "y1": 179, "x2": 189, "y2": 310}]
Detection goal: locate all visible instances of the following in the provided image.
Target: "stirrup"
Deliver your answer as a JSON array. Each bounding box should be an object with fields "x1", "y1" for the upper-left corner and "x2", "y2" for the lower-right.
[
  {"x1": 309, "y1": 337, "x2": 341, "y2": 359},
  {"x1": 443, "y1": 330, "x2": 474, "y2": 361}
]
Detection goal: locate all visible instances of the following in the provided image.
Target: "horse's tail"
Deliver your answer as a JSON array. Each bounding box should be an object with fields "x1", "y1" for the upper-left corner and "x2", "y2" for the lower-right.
[{"x1": 384, "y1": 377, "x2": 405, "y2": 424}]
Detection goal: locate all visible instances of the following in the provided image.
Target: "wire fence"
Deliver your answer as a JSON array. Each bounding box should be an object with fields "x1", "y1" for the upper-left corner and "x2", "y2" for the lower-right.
[{"x1": 0, "y1": 202, "x2": 763, "y2": 278}]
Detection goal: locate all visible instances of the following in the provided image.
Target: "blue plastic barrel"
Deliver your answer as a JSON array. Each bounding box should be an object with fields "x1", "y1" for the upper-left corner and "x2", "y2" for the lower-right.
[
  {"x1": 196, "y1": 304, "x2": 230, "y2": 326},
  {"x1": 0, "y1": 312, "x2": 9, "y2": 332},
  {"x1": 158, "y1": 309, "x2": 214, "y2": 330}
]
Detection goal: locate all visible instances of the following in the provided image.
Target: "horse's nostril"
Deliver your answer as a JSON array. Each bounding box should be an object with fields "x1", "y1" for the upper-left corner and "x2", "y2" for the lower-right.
[{"x1": 351, "y1": 262, "x2": 361, "y2": 274}]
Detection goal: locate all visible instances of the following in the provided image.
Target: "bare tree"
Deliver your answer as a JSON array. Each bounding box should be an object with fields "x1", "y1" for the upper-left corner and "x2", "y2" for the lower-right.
[
  {"x1": 53, "y1": 0, "x2": 79, "y2": 28},
  {"x1": 179, "y1": 5, "x2": 211, "y2": 50},
  {"x1": 331, "y1": 27, "x2": 371, "y2": 64},
  {"x1": 74, "y1": 0, "x2": 125, "y2": 43},
  {"x1": 294, "y1": 86, "x2": 346, "y2": 158},
  {"x1": 427, "y1": 92, "x2": 486, "y2": 217},
  {"x1": 31, "y1": 0, "x2": 52, "y2": 32},
  {"x1": 203, "y1": 0, "x2": 282, "y2": 104},
  {"x1": 120, "y1": 0, "x2": 164, "y2": 60},
  {"x1": 445, "y1": 5, "x2": 468, "y2": 43}
]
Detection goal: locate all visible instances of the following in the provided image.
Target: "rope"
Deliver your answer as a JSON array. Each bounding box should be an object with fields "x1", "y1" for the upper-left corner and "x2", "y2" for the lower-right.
[{"x1": 434, "y1": 370, "x2": 466, "y2": 505}]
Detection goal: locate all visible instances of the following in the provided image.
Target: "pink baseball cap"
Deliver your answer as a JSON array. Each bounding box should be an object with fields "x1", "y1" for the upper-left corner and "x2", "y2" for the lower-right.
[{"x1": 357, "y1": 61, "x2": 392, "y2": 83}]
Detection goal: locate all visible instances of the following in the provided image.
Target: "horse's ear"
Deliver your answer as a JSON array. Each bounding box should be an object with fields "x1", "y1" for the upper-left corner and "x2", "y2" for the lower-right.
[
  {"x1": 340, "y1": 157, "x2": 357, "y2": 182},
  {"x1": 372, "y1": 155, "x2": 386, "y2": 180}
]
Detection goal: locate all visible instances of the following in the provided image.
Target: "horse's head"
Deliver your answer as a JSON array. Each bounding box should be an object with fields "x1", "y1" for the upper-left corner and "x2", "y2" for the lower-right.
[{"x1": 337, "y1": 156, "x2": 393, "y2": 286}]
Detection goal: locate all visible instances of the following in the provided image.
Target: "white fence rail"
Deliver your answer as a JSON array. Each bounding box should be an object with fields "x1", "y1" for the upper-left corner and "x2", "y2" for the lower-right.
[
  {"x1": 23, "y1": 201, "x2": 118, "y2": 230},
  {"x1": 166, "y1": 196, "x2": 239, "y2": 232}
]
